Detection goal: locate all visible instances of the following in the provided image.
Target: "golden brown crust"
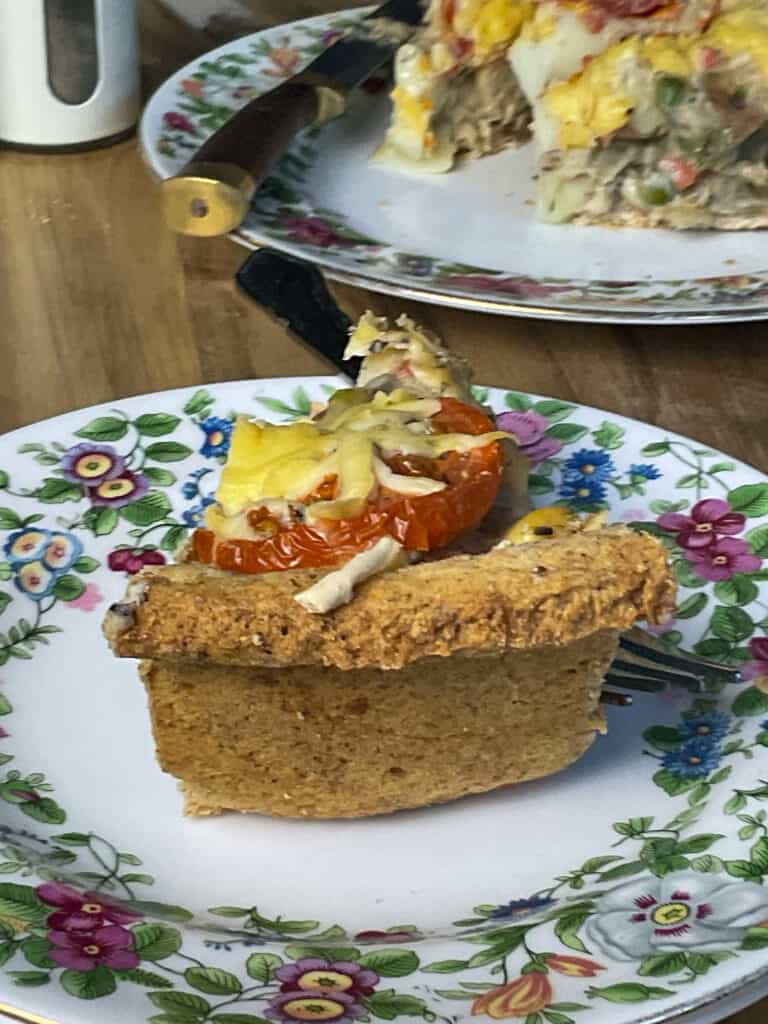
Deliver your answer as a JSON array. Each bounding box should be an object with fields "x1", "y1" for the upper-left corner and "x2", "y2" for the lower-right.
[
  {"x1": 106, "y1": 526, "x2": 675, "y2": 671},
  {"x1": 140, "y1": 630, "x2": 616, "y2": 818}
]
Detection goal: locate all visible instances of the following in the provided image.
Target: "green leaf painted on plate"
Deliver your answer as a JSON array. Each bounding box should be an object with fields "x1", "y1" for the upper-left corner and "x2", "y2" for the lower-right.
[
  {"x1": 72, "y1": 556, "x2": 99, "y2": 574},
  {"x1": 528, "y1": 474, "x2": 556, "y2": 495},
  {"x1": 284, "y1": 944, "x2": 360, "y2": 962},
  {"x1": 714, "y1": 577, "x2": 759, "y2": 607},
  {"x1": 711, "y1": 605, "x2": 754, "y2": 642},
  {"x1": 358, "y1": 949, "x2": 419, "y2": 977},
  {"x1": 83, "y1": 506, "x2": 119, "y2": 536},
  {"x1": 504, "y1": 393, "x2": 533, "y2": 412},
  {"x1": 19, "y1": 797, "x2": 66, "y2": 825},
  {"x1": 37, "y1": 478, "x2": 84, "y2": 504},
  {"x1": 746, "y1": 523, "x2": 768, "y2": 558},
  {"x1": 120, "y1": 491, "x2": 173, "y2": 527},
  {"x1": 363, "y1": 990, "x2": 428, "y2": 1020},
  {"x1": 9, "y1": 970, "x2": 50, "y2": 987},
  {"x1": 125, "y1": 900, "x2": 193, "y2": 923},
  {"x1": 545, "y1": 423, "x2": 589, "y2": 443},
  {"x1": 750, "y1": 836, "x2": 768, "y2": 872},
  {"x1": 161, "y1": 525, "x2": 188, "y2": 553},
  {"x1": 554, "y1": 911, "x2": 590, "y2": 952},
  {"x1": 60, "y1": 964, "x2": 117, "y2": 999},
  {"x1": 640, "y1": 441, "x2": 671, "y2": 457},
  {"x1": 653, "y1": 770, "x2": 698, "y2": 797},
  {"x1": 183, "y1": 390, "x2": 214, "y2": 417},
  {"x1": 586, "y1": 983, "x2": 673, "y2": 1003},
  {"x1": 598, "y1": 861, "x2": 646, "y2": 882},
  {"x1": 732, "y1": 687, "x2": 768, "y2": 718},
  {"x1": 724, "y1": 859, "x2": 764, "y2": 879},
  {"x1": 676, "y1": 834, "x2": 723, "y2": 854},
  {"x1": 741, "y1": 928, "x2": 768, "y2": 950},
  {"x1": 20, "y1": 937, "x2": 53, "y2": 969},
  {"x1": 148, "y1": 990, "x2": 212, "y2": 1015},
  {"x1": 0, "y1": 508, "x2": 22, "y2": 530},
  {"x1": 691, "y1": 854, "x2": 724, "y2": 873},
  {"x1": 144, "y1": 468, "x2": 178, "y2": 487},
  {"x1": 75, "y1": 417, "x2": 129, "y2": 442},
  {"x1": 674, "y1": 560, "x2": 708, "y2": 589},
  {"x1": 114, "y1": 967, "x2": 174, "y2": 988},
  {"x1": 534, "y1": 400, "x2": 576, "y2": 423},
  {"x1": 674, "y1": 593, "x2": 708, "y2": 619},
  {"x1": 53, "y1": 575, "x2": 85, "y2": 602},
  {"x1": 642, "y1": 726, "x2": 682, "y2": 752},
  {"x1": 592, "y1": 421, "x2": 626, "y2": 450},
  {"x1": 728, "y1": 483, "x2": 768, "y2": 518},
  {"x1": 131, "y1": 923, "x2": 182, "y2": 960},
  {"x1": 184, "y1": 966, "x2": 243, "y2": 996},
  {"x1": 144, "y1": 442, "x2": 193, "y2": 463},
  {"x1": 423, "y1": 959, "x2": 470, "y2": 973},
  {"x1": 134, "y1": 414, "x2": 182, "y2": 437},
  {"x1": 246, "y1": 952, "x2": 283, "y2": 983},
  {"x1": 212, "y1": 1016, "x2": 274, "y2": 1024}
]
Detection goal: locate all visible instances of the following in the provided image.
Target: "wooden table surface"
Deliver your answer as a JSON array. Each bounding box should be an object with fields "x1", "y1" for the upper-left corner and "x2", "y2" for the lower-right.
[{"x1": 0, "y1": 2, "x2": 766, "y2": 1022}]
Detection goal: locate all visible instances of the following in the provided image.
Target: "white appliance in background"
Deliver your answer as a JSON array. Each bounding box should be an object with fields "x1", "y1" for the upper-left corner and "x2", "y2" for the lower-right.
[{"x1": 0, "y1": 0, "x2": 139, "y2": 149}]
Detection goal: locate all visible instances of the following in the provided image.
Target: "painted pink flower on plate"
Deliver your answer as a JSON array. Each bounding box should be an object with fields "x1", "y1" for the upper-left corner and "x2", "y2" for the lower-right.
[
  {"x1": 108, "y1": 548, "x2": 166, "y2": 576},
  {"x1": 37, "y1": 882, "x2": 142, "y2": 931},
  {"x1": 66, "y1": 583, "x2": 104, "y2": 612},
  {"x1": 60, "y1": 443, "x2": 125, "y2": 486},
  {"x1": 283, "y1": 216, "x2": 351, "y2": 248},
  {"x1": 266, "y1": 989, "x2": 365, "y2": 1024},
  {"x1": 657, "y1": 498, "x2": 746, "y2": 549},
  {"x1": 443, "y1": 274, "x2": 572, "y2": 299},
  {"x1": 49, "y1": 924, "x2": 139, "y2": 972},
  {"x1": 163, "y1": 111, "x2": 197, "y2": 133},
  {"x1": 743, "y1": 637, "x2": 768, "y2": 684},
  {"x1": 264, "y1": 47, "x2": 300, "y2": 78},
  {"x1": 684, "y1": 537, "x2": 762, "y2": 582},
  {"x1": 495, "y1": 410, "x2": 563, "y2": 467},
  {"x1": 275, "y1": 958, "x2": 379, "y2": 998},
  {"x1": 88, "y1": 470, "x2": 149, "y2": 508}
]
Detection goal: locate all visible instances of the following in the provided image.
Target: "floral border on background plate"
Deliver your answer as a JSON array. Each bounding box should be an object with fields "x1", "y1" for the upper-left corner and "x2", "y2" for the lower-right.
[
  {"x1": 0, "y1": 379, "x2": 767, "y2": 1024},
  {"x1": 139, "y1": 10, "x2": 768, "y2": 324}
]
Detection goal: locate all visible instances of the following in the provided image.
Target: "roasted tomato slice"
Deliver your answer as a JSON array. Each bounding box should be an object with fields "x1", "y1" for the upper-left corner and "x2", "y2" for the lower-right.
[{"x1": 191, "y1": 397, "x2": 504, "y2": 574}]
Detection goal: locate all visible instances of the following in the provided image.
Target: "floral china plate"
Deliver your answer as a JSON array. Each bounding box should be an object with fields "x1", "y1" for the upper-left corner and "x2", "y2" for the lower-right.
[
  {"x1": 140, "y1": 9, "x2": 768, "y2": 325},
  {"x1": 1, "y1": 377, "x2": 768, "y2": 1024}
]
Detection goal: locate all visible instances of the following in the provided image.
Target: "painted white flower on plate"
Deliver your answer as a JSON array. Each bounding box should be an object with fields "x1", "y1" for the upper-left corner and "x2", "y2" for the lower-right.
[{"x1": 585, "y1": 872, "x2": 768, "y2": 961}]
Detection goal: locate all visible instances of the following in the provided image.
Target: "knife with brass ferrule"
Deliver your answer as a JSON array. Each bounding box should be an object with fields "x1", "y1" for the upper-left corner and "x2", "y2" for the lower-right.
[{"x1": 162, "y1": 0, "x2": 424, "y2": 238}]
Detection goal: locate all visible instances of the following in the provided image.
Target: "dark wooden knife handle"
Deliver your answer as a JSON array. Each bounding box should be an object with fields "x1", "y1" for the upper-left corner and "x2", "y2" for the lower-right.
[
  {"x1": 161, "y1": 74, "x2": 347, "y2": 237},
  {"x1": 195, "y1": 79, "x2": 321, "y2": 179}
]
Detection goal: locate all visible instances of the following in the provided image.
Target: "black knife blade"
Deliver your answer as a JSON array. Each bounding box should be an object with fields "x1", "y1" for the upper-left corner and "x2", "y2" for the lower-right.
[{"x1": 236, "y1": 250, "x2": 361, "y2": 382}]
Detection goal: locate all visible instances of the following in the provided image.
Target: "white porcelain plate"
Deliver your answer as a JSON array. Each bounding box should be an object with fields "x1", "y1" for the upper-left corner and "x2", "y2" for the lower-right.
[
  {"x1": 140, "y1": 9, "x2": 768, "y2": 325},
  {"x1": 1, "y1": 378, "x2": 768, "y2": 1024}
]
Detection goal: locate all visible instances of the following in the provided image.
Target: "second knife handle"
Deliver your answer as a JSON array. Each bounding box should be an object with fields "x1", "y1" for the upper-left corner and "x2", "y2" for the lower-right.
[{"x1": 162, "y1": 74, "x2": 346, "y2": 238}]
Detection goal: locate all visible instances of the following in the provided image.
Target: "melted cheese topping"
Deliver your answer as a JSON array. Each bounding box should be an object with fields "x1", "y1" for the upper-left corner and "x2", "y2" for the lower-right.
[
  {"x1": 346, "y1": 312, "x2": 476, "y2": 403},
  {"x1": 210, "y1": 389, "x2": 505, "y2": 526},
  {"x1": 294, "y1": 537, "x2": 407, "y2": 613}
]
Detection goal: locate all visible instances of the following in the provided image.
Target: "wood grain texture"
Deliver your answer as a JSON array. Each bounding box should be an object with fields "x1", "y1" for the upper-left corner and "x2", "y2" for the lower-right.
[{"x1": 0, "y1": 5, "x2": 765, "y2": 1021}]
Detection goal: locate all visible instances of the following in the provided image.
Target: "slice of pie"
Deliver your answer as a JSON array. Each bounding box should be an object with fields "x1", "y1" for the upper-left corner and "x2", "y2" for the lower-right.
[
  {"x1": 103, "y1": 313, "x2": 676, "y2": 819},
  {"x1": 375, "y1": 0, "x2": 534, "y2": 171},
  {"x1": 510, "y1": 0, "x2": 768, "y2": 227}
]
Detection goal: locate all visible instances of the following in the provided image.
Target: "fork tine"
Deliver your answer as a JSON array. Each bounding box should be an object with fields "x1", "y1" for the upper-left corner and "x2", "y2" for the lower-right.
[
  {"x1": 604, "y1": 672, "x2": 667, "y2": 693},
  {"x1": 619, "y1": 627, "x2": 741, "y2": 686},
  {"x1": 610, "y1": 658, "x2": 702, "y2": 691}
]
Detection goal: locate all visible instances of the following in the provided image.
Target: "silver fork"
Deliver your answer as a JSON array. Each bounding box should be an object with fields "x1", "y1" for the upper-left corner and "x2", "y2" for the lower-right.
[{"x1": 600, "y1": 627, "x2": 742, "y2": 707}]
